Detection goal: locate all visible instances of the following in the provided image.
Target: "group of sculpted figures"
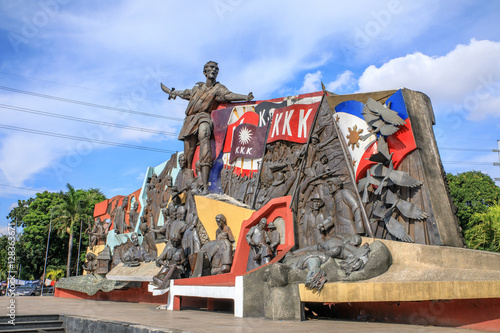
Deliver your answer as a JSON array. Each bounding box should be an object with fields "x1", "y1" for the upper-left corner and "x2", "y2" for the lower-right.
[
  {"x1": 120, "y1": 211, "x2": 238, "y2": 289},
  {"x1": 84, "y1": 61, "x2": 396, "y2": 289}
]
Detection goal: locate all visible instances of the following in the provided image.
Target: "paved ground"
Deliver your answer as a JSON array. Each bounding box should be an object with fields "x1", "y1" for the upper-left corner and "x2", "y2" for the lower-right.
[{"x1": 0, "y1": 296, "x2": 486, "y2": 333}]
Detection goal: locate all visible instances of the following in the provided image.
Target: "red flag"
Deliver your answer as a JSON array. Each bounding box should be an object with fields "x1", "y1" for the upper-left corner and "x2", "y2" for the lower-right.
[
  {"x1": 229, "y1": 123, "x2": 267, "y2": 163},
  {"x1": 223, "y1": 111, "x2": 259, "y2": 153},
  {"x1": 267, "y1": 102, "x2": 320, "y2": 144}
]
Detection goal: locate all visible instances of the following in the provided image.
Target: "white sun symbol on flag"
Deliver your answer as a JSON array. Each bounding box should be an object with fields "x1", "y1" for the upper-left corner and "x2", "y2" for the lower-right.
[{"x1": 238, "y1": 127, "x2": 253, "y2": 145}]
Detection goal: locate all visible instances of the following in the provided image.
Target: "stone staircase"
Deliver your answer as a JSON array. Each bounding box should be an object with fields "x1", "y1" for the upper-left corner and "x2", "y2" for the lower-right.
[{"x1": 0, "y1": 315, "x2": 64, "y2": 333}]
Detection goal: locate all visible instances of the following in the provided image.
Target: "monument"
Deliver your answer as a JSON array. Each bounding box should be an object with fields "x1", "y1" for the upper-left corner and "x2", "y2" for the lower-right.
[{"x1": 54, "y1": 62, "x2": 500, "y2": 330}]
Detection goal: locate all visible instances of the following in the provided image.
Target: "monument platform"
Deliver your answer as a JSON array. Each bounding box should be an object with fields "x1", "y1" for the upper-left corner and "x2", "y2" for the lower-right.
[{"x1": 299, "y1": 238, "x2": 500, "y2": 331}]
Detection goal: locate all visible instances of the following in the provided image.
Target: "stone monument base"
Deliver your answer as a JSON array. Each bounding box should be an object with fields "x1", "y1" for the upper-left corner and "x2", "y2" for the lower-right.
[{"x1": 298, "y1": 238, "x2": 500, "y2": 330}]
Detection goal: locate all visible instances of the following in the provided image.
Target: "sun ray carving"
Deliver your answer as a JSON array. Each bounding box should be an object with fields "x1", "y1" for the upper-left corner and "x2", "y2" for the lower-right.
[
  {"x1": 346, "y1": 125, "x2": 363, "y2": 150},
  {"x1": 238, "y1": 127, "x2": 253, "y2": 145}
]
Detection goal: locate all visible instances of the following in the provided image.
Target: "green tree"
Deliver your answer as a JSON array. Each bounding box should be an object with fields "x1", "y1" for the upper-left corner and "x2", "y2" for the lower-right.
[
  {"x1": 18, "y1": 191, "x2": 66, "y2": 280},
  {"x1": 51, "y1": 184, "x2": 106, "y2": 277},
  {"x1": 465, "y1": 203, "x2": 500, "y2": 252},
  {"x1": 6, "y1": 198, "x2": 34, "y2": 228},
  {"x1": 446, "y1": 171, "x2": 500, "y2": 229},
  {"x1": 4, "y1": 186, "x2": 106, "y2": 280}
]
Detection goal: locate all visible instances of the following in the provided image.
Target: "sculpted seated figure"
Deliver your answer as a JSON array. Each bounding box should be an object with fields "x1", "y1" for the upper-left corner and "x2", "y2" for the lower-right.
[
  {"x1": 122, "y1": 232, "x2": 154, "y2": 267},
  {"x1": 283, "y1": 234, "x2": 370, "y2": 291},
  {"x1": 152, "y1": 234, "x2": 187, "y2": 289}
]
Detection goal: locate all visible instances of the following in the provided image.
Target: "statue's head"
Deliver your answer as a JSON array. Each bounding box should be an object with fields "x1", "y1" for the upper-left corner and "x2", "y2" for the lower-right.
[
  {"x1": 176, "y1": 206, "x2": 186, "y2": 220},
  {"x1": 171, "y1": 233, "x2": 181, "y2": 247},
  {"x1": 327, "y1": 179, "x2": 342, "y2": 194},
  {"x1": 203, "y1": 61, "x2": 219, "y2": 80},
  {"x1": 215, "y1": 214, "x2": 226, "y2": 227},
  {"x1": 130, "y1": 232, "x2": 139, "y2": 246},
  {"x1": 320, "y1": 154, "x2": 328, "y2": 164},
  {"x1": 166, "y1": 175, "x2": 173, "y2": 187},
  {"x1": 311, "y1": 134, "x2": 319, "y2": 145},
  {"x1": 310, "y1": 191, "x2": 324, "y2": 210},
  {"x1": 168, "y1": 202, "x2": 176, "y2": 215},
  {"x1": 258, "y1": 217, "x2": 267, "y2": 229},
  {"x1": 178, "y1": 153, "x2": 186, "y2": 168}
]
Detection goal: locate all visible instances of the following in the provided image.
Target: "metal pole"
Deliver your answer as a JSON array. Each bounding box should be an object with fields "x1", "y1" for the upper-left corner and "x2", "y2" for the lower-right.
[
  {"x1": 494, "y1": 140, "x2": 500, "y2": 182},
  {"x1": 76, "y1": 219, "x2": 83, "y2": 276},
  {"x1": 41, "y1": 213, "x2": 52, "y2": 296}
]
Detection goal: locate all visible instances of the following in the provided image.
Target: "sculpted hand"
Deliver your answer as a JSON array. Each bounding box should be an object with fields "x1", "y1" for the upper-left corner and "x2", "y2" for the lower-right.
[{"x1": 246, "y1": 92, "x2": 254, "y2": 101}]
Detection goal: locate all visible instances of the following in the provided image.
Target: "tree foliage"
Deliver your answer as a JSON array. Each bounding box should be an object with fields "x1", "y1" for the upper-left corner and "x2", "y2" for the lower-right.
[
  {"x1": 465, "y1": 203, "x2": 500, "y2": 252},
  {"x1": 446, "y1": 171, "x2": 500, "y2": 230},
  {"x1": 1, "y1": 186, "x2": 106, "y2": 281}
]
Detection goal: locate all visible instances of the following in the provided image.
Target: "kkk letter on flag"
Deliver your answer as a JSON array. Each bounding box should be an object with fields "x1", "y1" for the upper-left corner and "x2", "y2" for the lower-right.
[
  {"x1": 229, "y1": 123, "x2": 267, "y2": 163},
  {"x1": 267, "y1": 102, "x2": 319, "y2": 144}
]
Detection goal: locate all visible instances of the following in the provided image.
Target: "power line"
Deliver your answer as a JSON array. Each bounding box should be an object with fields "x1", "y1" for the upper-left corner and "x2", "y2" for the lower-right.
[
  {"x1": 0, "y1": 86, "x2": 184, "y2": 121},
  {"x1": 0, "y1": 124, "x2": 177, "y2": 154},
  {"x1": 442, "y1": 161, "x2": 496, "y2": 165},
  {"x1": 0, "y1": 104, "x2": 179, "y2": 137},
  {"x1": 0, "y1": 183, "x2": 41, "y2": 192},
  {"x1": 439, "y1": 147, "x2": 497, "y2": 152},
  {"x1": 0, "y1": 71, "x2": 165, "y2": 103}
]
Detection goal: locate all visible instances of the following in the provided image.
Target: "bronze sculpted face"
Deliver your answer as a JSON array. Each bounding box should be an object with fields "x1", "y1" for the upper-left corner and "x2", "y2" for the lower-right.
[
  {"x1": 131, "y1": 232, "x2": 139, "y2": 246},
  {"x1": 216, "y1": 214, "x2": 226, "y2": 228},
  {"x1": 203, "y1": 61, "x2": 219, "y2": 80},
  {"x1": 178, "y1": 154, "x2": 186, "y2": 169}
]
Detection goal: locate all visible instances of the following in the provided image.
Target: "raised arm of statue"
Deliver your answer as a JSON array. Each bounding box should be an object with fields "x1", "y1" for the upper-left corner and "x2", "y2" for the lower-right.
[
  {"x1": 222, "y1": 91, "x2": 254, "y2": 102},
  {"x1": 171, "y1": 88, "x2": 193, "y2": 101}
]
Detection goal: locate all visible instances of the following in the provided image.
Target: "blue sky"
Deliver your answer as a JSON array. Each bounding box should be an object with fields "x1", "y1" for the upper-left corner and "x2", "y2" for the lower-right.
[{"x1": 1, "y1": 0, "x2": 499, "y2": 234}]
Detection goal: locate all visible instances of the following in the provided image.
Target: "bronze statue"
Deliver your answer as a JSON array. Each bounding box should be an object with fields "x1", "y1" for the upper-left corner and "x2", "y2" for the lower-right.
[
  {"x1": 183, "y1": 182, "x2": 202, "y2": 256},
  {"x1": 317, "y1": 180, "x2": 364, "y2": 236},
  {"x1": 300, "y1": 195, "x2": 326, "y2": 246},
  {"x1": 153, "y1": 234, "x2": 187, "y2": 289},
  {"x1": 139, "y1": 219, "x2": 158, "y2": 258},
  {"x1": 267, "y1": 221, "x2": 280, "y2": 257},
  {"x1": 162, "y1": 61, "x2": 254, "y2": 195},
  {"x1": 173, "y1": 153, "x2": 194, "y2": 199},
  {"x1": 215, "y1": 214, "x2": 235, "y2": 243},
  {"x1": 284, "y1": 234, "x2": 370, "y2": 291},
  {"x1": 160, "y1": 175, "x2": 174, "y2": 208},
  {"x1": 86, "y1": 218, "x2": 104, "y2": 249},
  {"x1": 200, "y1": 231, "x2": 233, "y2": 275},
  {"x1": 112, "y1": 196, "x2": 128, "y2": 234},
  {"x1": 122, "y1": 232, "x2": 153, "y2": 267},
  {"x1": 168, "y1": 206, "x2": 188, "y2": 241},
  {"x1": 246, "y1": 217, "x2": 273, "y2": 270},
  {"x1": 128, "y1": 201, "x2": 139, "y2": 231},
  {"x1": 82, "y1": 253, "x2": 98, "y2": 274}
]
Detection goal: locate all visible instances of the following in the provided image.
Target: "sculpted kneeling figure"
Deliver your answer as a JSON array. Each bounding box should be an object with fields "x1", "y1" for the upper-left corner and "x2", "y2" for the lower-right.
[{"x1": 153, "y1": 234, "x2": 187, "y2": 289}]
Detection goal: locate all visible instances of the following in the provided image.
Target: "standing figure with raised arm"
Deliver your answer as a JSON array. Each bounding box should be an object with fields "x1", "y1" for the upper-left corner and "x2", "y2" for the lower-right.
[{"x1": 162, "y1": 61, "x2": 254, "y2": 195}]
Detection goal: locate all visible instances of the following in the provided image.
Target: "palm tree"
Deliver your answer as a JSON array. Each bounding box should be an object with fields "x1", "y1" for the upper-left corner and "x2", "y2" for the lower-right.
[
  {"x1": 52, "y1": 183, "x2": 87, "y2": 278},
  {"x1": 45, "y1": 268, "x2": 65, "y2": 281}
]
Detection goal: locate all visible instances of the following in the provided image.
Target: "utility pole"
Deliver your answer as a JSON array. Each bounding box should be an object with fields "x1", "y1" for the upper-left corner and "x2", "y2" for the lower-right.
[
  {"x1": 41, "y1": 213, "x2": 53, "y2": 296},
  {"x1": 76, "y1": 219, "x2": 83, "y2": 276},
  {"x1": 495, "y1": 140, "x2": 500, "y2": 182}
]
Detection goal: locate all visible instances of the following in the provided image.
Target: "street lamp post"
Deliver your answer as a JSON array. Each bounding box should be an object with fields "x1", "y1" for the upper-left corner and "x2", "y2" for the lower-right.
[{"x1": 41, "y1": 213, "x2": 53, "y2": 296}]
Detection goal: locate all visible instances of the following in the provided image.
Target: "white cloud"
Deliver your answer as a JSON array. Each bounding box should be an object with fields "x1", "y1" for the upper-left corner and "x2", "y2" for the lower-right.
[
  {"x1": 357, "y1": 39, "x2": 500, "y2": 120},
  {"x1": 299, "y1": 71, "x2": 322, "y2": 94},
  {"x1": 326, "y1": 70, "x2": 357, "y2": 93}
]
